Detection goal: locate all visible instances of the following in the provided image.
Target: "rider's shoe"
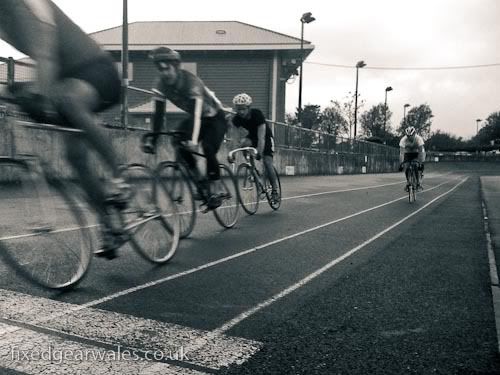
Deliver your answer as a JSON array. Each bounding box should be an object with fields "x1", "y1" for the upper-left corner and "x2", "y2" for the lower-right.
[
  {"x1": 404, "y1": 184, "x2": 410, "y2": 192},
  {"x1": 95, "y1": 226, "x2": 120, "y2": 260},
  {"x1": 271, "y1": 189, "x2": 280, "y2": 203},
  {"x1": 206, "y1": 193, "x2": 223, "y2": 210}
]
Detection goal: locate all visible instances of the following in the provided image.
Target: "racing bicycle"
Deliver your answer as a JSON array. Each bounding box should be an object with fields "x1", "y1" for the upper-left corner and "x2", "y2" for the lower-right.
[
  {"x1": 142, "y1": 131, "x2": 239, "y2": 238},
  {"x1": 0, "y1": 84, "x2": 180, "y2": 290},
  {"x1": 228, "y1": 147, "x2": 281, "y2": 215}
]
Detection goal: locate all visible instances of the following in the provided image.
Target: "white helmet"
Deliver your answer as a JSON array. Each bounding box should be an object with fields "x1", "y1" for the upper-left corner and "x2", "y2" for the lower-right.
[
  {"x1": 405, "y1": 126, "x2": 416, "y2": 137},
  {"x1": 232, "y1": 93, "x2": 252, "y2": 106}
]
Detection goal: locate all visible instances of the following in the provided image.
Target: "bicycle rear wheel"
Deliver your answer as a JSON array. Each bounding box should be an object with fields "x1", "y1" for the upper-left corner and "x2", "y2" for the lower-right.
[
  {"x1": 0, "y1": 159, "x2": 92, "y2": 290},
  {"x1": 264, "y1": 166, "x2": 282, "y2": 210},
  {"x1": 236, "y1": 163, "x2": 259, "y2": 215},
  {"x1": 120, "y1": 164, "x2": 180, "y2": 263},
  {"x1": 156, "y1": 161, "x2": 196, "y2": 239},
  {"x1": 213, "y1": 164, "x2": 239, "y2": 228}
]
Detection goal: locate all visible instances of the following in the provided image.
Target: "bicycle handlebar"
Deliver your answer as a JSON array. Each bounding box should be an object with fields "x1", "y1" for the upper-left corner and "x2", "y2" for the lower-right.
[{"x1": 227, "y1": 147, "x2": 258, "y2": 163}]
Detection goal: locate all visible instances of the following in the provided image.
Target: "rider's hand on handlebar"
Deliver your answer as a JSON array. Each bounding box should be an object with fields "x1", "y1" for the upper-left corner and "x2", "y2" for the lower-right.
[{"x1": 255, "y1": 153, "x2": 262, "y2": 161}]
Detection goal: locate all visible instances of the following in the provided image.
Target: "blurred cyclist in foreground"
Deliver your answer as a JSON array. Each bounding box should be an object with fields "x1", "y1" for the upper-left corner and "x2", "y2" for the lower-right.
[{"x1": 0, "y1": 0, "x2": 129, "y2": 257}]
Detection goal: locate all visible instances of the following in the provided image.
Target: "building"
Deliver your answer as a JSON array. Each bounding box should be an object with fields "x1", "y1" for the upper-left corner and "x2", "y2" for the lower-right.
[{"x1": 91, "y1": 20, "x2": 314, "y2": 126}]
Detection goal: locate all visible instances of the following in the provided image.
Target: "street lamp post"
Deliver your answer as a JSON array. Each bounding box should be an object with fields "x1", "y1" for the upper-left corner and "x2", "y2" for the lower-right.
[
  {"x1": 298, "y1": 12, "x2": 315, "y2": 121},
  {"x1": 403, "y1": 103, "x2": 410, "y2": 126},
  {"x1": 383, "y1": 86, "x2": 393, "y2": 136},
  {"x1": 476, "y1": 118, "x2": 482, "y2": 136},
  {"x1": 353, "y1": 60, "x2": 366, "y2": 138}
]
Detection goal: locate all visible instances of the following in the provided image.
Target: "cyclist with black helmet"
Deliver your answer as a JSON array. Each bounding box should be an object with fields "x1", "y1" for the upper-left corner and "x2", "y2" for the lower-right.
[
  {"x1": 143, "y1": 47, "x2": 228, "y2": 208},
  {"x1": 230, "y1": 93, "x2": 279, "y2": 202},
  {"x1": 0, "y1": 0, "x2": 130, "y2": 257},
  {"x1": 398, "y1": 126, "x2": 426, "y2": 191}
]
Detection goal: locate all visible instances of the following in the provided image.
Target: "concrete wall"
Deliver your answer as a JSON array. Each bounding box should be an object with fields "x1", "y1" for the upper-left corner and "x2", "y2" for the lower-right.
[{"x1": 0, "y1": 116, "x2": 399, "y2": 182}]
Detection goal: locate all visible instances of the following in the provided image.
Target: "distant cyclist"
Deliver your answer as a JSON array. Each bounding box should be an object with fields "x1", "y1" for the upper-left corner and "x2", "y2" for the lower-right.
[
  {"x1": 0, "y1": 0, "x2": 129, "y2": 257},
  {"x1": 230, "y1": 93, "x2": 279, "y2": 202},
  {"x1": 143, "y1": 47, "x2": 228, "y2": 208},
  {"x1": 398, "y1": 126, "x2": 426, "y2": 191}
]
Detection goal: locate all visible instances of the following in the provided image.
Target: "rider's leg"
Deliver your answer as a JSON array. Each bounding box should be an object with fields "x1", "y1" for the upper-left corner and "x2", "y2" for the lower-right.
[
  {"x1": 201, "y1": 113, "x2": 228, "y2": 198},
  {"x1": 263, "y1": 155, "x2": 278, "y2": 191},
  {"x1": 52, "y1": 79, "x2": 122, "y2": 179},
  {"x1": 64, "y1": 134, "x2": 106, "y2": 216}
]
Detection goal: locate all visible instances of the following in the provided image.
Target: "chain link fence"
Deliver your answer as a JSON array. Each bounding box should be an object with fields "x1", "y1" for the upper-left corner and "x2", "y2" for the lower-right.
[{"x1": 1, "y1": 56, "x2": 399, "y2": 162}]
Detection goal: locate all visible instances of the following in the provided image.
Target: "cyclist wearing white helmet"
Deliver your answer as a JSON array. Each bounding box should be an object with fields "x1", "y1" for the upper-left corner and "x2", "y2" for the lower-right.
[
  {"x1": 399, "y1": 126, "x2": 426, "y2": 191},
  {"x1": 143, "y1": 47, "x2": 228, "y2": 207},
  {"x1": 229, "y1": 93, "x2": 279, "y2": 201}
]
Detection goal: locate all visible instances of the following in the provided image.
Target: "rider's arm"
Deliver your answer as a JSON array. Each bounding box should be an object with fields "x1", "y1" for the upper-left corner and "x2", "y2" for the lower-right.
[
  {"x1": 152, "y1": 99, "x2": 166, "y2": 135},
  {"x1": 191, "y1": 97, "x2": 203, "y2": 146},
  {"x1": 257, "y1": 123, "x2": 266, "y2": 156},
  {"x1": 417, "y1": 145, "x2": 426, "y2": 163}
]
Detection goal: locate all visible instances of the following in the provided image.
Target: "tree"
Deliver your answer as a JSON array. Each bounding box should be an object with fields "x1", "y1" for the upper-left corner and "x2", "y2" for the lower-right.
[
  {"x1": 359, "y1": 103, "x2": 393, "y2": 139},
  {"x1": 318, "y1": 100, "x2": 348, "y2": 136},
  {"x1": 398, "y1": 104, "x2": 433, "y2": 139},
  {"x1": 476, "y1": 111, "x2": 500, "y2": 146},
  {"x1": 299, "y1": 104, "x2": 322, "y2": 130},
  {"x1": 426, "y1": 130, "x2": 466, "y2": 151}
]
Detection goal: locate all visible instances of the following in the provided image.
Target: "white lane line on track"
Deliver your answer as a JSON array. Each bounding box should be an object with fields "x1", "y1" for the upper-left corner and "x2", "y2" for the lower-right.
[
  {"x1": 0, "y1": 176, "x2": 462, "y2": 373},
  {"x1": 0, "y1": 176, "x2": 456, "y2": 335},
  {"x1": 0, "y1": 173, "x2": 451, "y2": 241},
  {"x1": 210, "y1": 177, "x2": 469, "y2": 335},
  {"x1": 0, "y1": 178, "x2": 460, "y2": 336}
]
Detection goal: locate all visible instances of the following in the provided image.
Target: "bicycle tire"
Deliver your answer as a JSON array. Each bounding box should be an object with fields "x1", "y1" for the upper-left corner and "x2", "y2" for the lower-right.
[
  {"x1": 0, "y1": 158, "x2": 93, "y2": 290},
  {"x1": 120, "y1": 164, "x2": 180, "y2": 263},
  {"x1": 408, "y1": 164, "x2": 417, "y2": 203},
  {"x1": 213, "y1": 164, "x2": 239, "y2": 228},
  {"x1": 156, "y1": 161, "x2": 196, "y2": 239},
  {"x1": 236, "y1": 163, "x2": 259, "y2": 215},
  {"x1": 264, "y1": 166, "x2": 282, "y2": 210}
]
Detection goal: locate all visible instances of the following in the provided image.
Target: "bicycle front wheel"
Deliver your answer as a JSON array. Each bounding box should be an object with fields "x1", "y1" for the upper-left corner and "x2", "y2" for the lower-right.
[
  {"x1": 120, "y1": 164, "x2": 180, "y2": 263},
  {"x1": 408, "y1": 166, "x2": 417, "y2": 203},
  {"x1": 213, "y1": 164, "x2": 239, "y2": 228},
  {"x1": 264, "y1": 166, "x2": 282, "y2": 210},
  {"x1": 236, "y1": 163, "x2": 259, "y2": 215},
  {"x1": 0, "y1": 159, "x2": 93, "y2": 290},
  {"x1": 156, "y1": 161, "x2": 196, "y2": 239}
]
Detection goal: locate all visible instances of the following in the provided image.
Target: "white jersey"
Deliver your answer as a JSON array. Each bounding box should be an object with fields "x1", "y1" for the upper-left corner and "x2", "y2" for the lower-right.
[{"x1": 399, "y1": 135, "x2": 424, "y2": 153}]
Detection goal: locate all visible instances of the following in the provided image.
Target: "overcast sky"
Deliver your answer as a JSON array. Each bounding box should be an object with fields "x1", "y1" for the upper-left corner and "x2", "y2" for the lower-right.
[{"x1": 1, "y1": 0, "x2": 498, "y2": 139}]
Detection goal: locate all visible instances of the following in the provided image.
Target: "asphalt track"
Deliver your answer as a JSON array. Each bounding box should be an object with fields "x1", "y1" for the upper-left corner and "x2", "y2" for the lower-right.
[{"x1": 0, "y1": 161, "x2": 500, "y2": 374}]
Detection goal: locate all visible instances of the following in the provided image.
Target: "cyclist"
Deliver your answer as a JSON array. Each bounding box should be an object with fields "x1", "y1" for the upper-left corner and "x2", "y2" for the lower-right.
[
  {"x1": 143, "y1": 47, "x2": 228, "y2": 208},
  {"x1": 0, "y1": 0, "x2": 129, "y2": 258},
  {"x1": 398, "y1": 126, "x2": 426, "y2": 191},
  {"x1": 229, "y1": 93, "x2": 279, "y2": 202}
]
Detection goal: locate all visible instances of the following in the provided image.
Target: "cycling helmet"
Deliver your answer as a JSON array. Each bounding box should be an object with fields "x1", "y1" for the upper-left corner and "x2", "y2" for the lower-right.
[
  {"x1": 150, "y1": 47, "x2": 181, "y2": 66},
  {"x1": 405, "y1": 126, "x2": 416, "y2": 137},
  {"x1": 232, "y1": 93, "x2": 252, "y2": 106}
]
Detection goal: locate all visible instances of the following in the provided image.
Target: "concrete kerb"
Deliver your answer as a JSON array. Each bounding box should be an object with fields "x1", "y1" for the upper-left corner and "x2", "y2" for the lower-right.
[{"x1": 479, "y1": 176, "x2": 500, "y2": 353}]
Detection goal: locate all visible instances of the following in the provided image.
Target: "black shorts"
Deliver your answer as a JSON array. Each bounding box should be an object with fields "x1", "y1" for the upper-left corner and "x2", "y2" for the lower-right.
[
  {"x1": 177, "y1": 110, "x2": 228, "y2": 152},
  {"x1": 64, "y1": 55, "x2": 121, "y2": 112},
  {"x1": 403, "y1": 152, "x2": 419, "y2": 162},
  {"x1": 247, "y1": 137, "x2": 274, "y2": 157}
]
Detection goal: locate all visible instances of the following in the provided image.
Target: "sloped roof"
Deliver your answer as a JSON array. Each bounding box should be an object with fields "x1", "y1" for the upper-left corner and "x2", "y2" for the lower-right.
[{"x1": 91, "y1": 21, "x2": 314, "y2": 52}]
